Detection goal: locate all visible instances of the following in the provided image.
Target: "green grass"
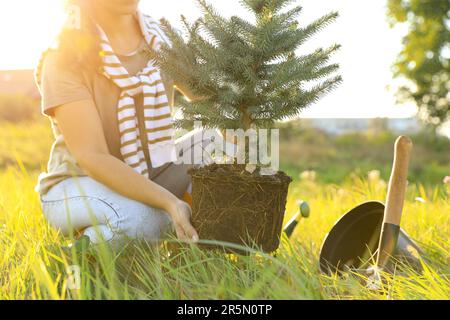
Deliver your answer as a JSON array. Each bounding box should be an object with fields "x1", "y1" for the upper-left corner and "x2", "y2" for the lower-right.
[
  {"x1": 0, "y1": 121, "x2": 449, "y2": 299},
  {"x1": 278, "y1": 121, "x2": 450, "y2": 185},
  {"x1": 0, "y1": 120, "x2": 52, "y2": 169},
  {"x1": 0, "y1": 166, "x2": 448, "y2": 300}
]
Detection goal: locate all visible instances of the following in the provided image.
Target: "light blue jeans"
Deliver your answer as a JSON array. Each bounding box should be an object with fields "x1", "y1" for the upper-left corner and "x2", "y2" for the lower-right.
[
  {"x1": 41, "y1": 176, "x2": 175, "y2": 246},
  {"x1": 40, "y1": 129, "x2": 228, "y2": 247}
]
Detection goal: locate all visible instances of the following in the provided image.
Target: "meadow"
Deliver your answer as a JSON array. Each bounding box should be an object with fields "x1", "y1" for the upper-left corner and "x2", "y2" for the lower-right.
[{"x1": 0, "y1": 120, "x2": 449, "y2": 299}]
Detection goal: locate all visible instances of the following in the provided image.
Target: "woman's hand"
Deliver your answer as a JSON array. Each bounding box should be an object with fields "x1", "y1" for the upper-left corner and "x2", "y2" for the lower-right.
[{"x1": 167, "y1": 199, "x2": 199, "y2": 243}]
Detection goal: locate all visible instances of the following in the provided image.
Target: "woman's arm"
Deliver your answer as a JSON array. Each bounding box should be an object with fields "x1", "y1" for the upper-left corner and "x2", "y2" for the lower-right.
[{"x1": 52, "y1": 99, "x2": 198, "y2": 242}]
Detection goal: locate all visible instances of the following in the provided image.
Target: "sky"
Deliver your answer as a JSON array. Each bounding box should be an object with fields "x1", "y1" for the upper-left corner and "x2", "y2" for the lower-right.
[{"x1": 0, "y1": 0, "x2": 418, "y2": 119}]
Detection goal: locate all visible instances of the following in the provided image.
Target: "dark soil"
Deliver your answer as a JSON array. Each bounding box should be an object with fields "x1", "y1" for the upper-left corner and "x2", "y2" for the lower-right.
[{"x1": 189, "y1": 164, "x2": 292, "y2": 253}]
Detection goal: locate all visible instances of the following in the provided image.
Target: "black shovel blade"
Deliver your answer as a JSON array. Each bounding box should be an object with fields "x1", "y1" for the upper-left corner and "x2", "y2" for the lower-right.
[{"x1": 319, "y1": 201, "x2": 384, "y2": 275}]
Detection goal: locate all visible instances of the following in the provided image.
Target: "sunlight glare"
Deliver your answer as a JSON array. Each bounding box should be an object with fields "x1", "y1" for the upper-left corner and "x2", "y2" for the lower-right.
[{"x1": 0, "y1": 0, "x2": 65, "y2": 70}]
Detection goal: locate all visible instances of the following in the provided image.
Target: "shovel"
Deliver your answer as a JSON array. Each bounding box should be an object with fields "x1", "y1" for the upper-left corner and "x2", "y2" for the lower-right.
[{"x1": 319, "y1": 136, "x2": 423, "y2": 275}]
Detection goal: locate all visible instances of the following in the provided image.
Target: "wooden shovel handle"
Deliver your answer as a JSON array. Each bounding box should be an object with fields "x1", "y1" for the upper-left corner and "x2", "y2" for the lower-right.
[{"x1": 383, "y1": 136, "x2": 413, "y2": 226}]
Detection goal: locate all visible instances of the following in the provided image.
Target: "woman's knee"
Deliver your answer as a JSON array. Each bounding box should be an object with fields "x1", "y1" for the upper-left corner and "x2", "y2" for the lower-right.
[
  {"x1": 175, "y1": 128, "x2": 221, "y2": 166},
  {"x1": 119, "y1": 204, "x2": 173, "y2": 242}
]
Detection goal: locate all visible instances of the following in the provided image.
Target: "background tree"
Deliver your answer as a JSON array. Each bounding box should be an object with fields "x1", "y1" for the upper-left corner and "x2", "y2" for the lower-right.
[
  {"x1": 147, "y1": 0, "x2": 342, "y2": 131},
  {"x1": 387, "y1": 0, "x2": 449, "y2": 128}
]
